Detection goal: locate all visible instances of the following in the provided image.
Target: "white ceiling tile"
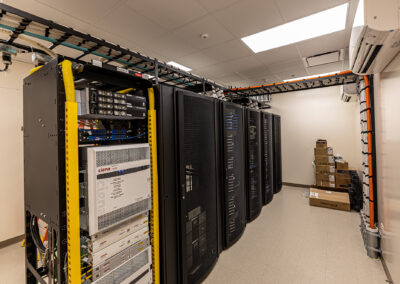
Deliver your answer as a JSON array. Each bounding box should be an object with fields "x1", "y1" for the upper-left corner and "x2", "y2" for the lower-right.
[
  {"x1": 267, "y1": 58, "x2": 305, "y2": 73},
  {"x1": 4, "y1": 0, "x2": 91, "y2": 32},
  {"x1": 275, "y1": 68, "x2": 308, "y2": 81},
  {"x1": 126, "y1": 0, "x2": 208, "y2": 30},
  {"x1": 195, "y1": 64, "x2": 231, "y2": 78},
  {"x1": 275, "y1": 0, "x2": 349, "y2": 22},
  {"x1": 94, "y1": 3, "x2": 167, "y2": 45},
  {"x1": 255, "y1": 45, "x2": 300, "y2": 65},
  {"x1": 172, "y1": 15, "x2": 235, "y2": 49},
  {"x1": 175, "y1": 52, "x2": 219, "y2": 70},
  {"x1": 236, "y1": 66, "x2": 272, "y2": 79},
  {"x1": 216, "y1": 73, "x2": 244, "y2": 85},
  {"x1": 306, "y1": 61, "x2": 345, "y2": 75},
  {"x1": 214, "y1": 0, "x2": 284, "y2": 37},
  {"x1": 35, "y1": 0, "x2": 121, "y2": 25},
  {"x1": 217, "y1": 56, "x2": 267, "y2": 75},
  {"x1": 196, "y1": 0, "x2": 241, "y2": 12},
  {"x1": 199, "y1": 39, "x2": 254, "y2": 64},
  {"x1": 296, "y1": 30, "x2": 347, "y2": 58},
  {"x1": 137, "y1": 33, "x2": 201, "y2": 60}
]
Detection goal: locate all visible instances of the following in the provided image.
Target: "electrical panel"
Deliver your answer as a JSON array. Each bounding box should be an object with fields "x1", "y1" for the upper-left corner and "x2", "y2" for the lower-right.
[
  {"x1": 261, "y1": 112, "x2": 274, "y2": 205},
  {"x1": 272, "y1": 114, "x2": 283, "y2": 194},
  {"x1": 220, "y1": 101, "x2": 246, "y2": 248},
  {"x1": 246, "y1": 108, "x2": 263, "y2": 222}
]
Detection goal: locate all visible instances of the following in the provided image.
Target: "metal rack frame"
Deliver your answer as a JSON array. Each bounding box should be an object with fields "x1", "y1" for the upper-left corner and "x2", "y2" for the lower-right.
[
  {"x1": 0, "y1": 3, "x2": 225, "y2": 93},
  {"x1": 227, "y1": 71, "x2": 358, "y2": 99}
]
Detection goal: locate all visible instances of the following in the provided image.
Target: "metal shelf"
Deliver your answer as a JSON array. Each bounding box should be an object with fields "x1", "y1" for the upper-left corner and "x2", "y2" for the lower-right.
[
  {"x1": 227, "y1": 71, "x2": 358, "y2": 99},
  {"x1": 0, "y1": 3, "x2": 225, "y2": 92}
]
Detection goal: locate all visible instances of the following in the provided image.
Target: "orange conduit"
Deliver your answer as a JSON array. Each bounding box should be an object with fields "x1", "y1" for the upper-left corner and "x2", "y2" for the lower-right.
[{"x1": 364, "y1": 75, "x2": 375, "y2": 229}]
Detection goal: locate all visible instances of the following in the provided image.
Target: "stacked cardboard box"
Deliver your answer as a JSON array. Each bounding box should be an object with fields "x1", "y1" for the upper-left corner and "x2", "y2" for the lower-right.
[
  {"x1": 334, "y1": 156, "x2": 351, "y2": 188},
  {"x1": 314, "y1": 139, "x2": 335, "y2": 188}
]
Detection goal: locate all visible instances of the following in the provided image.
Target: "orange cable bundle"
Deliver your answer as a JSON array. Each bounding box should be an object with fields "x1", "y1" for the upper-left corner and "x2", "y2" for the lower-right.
[{"x1": 363, "y1": 75, "x2": 375, "y2": 229}]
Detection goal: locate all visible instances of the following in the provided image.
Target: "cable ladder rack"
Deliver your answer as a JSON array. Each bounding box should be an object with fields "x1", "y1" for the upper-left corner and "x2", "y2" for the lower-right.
[
  {"x1": 227, "y1": 71, "x2": 358, "y2": 99},
  {"x1": 0, "y1": 3, "x2": 225, "y2": 93}
]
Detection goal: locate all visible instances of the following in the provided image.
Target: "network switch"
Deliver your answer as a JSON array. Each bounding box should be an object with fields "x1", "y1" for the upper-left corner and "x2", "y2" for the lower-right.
[
  {"x1": 92, "y1": 247, "x2": 152, "y2": 284},
  {"x1": 90, "y1": 226, "x2": 149, "y2": 266},
  {"x1": 75, "y1": 87, "x2": 147, "y2": 118},
  {"x1": 89, "y1": 212, "x2": 148, "y2": 253}
]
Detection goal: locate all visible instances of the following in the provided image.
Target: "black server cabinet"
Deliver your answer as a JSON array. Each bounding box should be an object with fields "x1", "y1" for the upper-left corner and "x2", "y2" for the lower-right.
[
  {"x1": 23, "y1": 59, "x2": 68, "y2": 284},
  {"x1": 261, "y1": 112, "x2": 274, "y2": 205},
  {"x1": 272, "y1": 114, "x2": 283, "y2": 193},
  {"x1": 156, "y1": 85, "x2": 220, "y2": 284},
  {"x1": 245, "y1": 108, "x2": 263, "y2": 222},
  {"x1": 219, "y1": 101, "x2": 246, "y2": 249}
]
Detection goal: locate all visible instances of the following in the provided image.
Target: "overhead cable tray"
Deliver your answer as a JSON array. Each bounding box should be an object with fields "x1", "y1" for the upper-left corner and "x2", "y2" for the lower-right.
[
  {"x1": 0, "y1": 3, "x2": 225, "y2": 92},
  {"x1": 227, "y1": 71, "x2": 358, "y2": 99}
]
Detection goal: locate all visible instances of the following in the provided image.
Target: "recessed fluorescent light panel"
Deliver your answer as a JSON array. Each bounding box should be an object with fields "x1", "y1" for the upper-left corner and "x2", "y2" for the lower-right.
[
  {"x1": 167, "y1": 61, "x2": 192, "y2": 72},
  {"x1": 241, "y1": 3, "x2": 349, "y2": 53},
  {"x1": 283, "y1": 71, "x2": 341, "y2": 82}
]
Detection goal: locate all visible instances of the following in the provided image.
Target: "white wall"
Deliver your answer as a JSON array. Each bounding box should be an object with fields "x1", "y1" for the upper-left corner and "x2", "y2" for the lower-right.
[
  {"x1": 374, "y1": 53, "x2": 400, "y2": 283},
  {"x1": 268, "y1": 86, "x2": 362, "y2": 185},
  {"x1": 0, "y1": 61, "x2": 33, "y2": 242}
]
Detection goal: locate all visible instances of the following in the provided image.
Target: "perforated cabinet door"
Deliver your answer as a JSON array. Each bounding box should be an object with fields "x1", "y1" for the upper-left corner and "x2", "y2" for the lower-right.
[
  {"x1": 221, "y1": 102, "x2": 246, "y2": 248},
  {"x1": 176, "y1": 91, "x2": 219, "y2": 284},
  {"x1": 272, "y1": 114, "x2": 283, "y2": 193},
  {"x1": 246, "y1": 109, "x2": 263, "y2": 222},
  {"x1": 262, "y1": 112, "x2": 274, "y2": 205}
]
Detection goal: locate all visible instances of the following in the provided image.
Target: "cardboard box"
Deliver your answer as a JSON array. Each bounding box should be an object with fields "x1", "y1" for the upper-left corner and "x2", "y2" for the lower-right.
[
  {"x1": 336, "y1": 161, "x2": 349, "y2": 170},
  {"x1": 316, "y1": 173, "x2": 335, "y2": 182},
  {"x1": 335, "y1": 172, "x2": 351, "y2": 180},
  {"x1": 336, "y1": 168, "x2": 357, "y2": 175},
  {"x1": 314, "y1": 147, "x2": 333, "y2": 156},
  {"x1": 316, "y1": 165, "x2": 335, "y2": 174},
  {"x1": 309, "y1": 188, "x2": 350, "y2": 211},
  {"x1": 316, "y1": 139, "x2": 327, "y2": 148},
  {"x1": 315, "y1": 155, "x2": 335, "y2": 165},
  {"x1": 315, "y1": 180, "x2": 335, "y2": 188},
  {"x1": 335, "y1": 178, "x2": 351, "y2": 188}
]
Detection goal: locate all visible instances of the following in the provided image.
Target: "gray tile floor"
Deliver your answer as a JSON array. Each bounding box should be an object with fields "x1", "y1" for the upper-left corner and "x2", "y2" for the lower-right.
[
  {"x1": 204, "y1": 186, "x2": 387, "y2": 284},
  {"x1": 0, "y1": 186, "x2": 387, "y2": 283}
]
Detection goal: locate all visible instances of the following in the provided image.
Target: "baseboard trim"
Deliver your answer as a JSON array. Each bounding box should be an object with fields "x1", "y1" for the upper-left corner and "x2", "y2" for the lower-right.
[
  {"x1": 283, "y1": 182, "x2": 311, "y2": 189},
  {"x1": 380, "y1": 255, "x2": 394, "y2": 284},
  {"x1": 0, "y1": 234, "x2": 24, "y2": 249}
]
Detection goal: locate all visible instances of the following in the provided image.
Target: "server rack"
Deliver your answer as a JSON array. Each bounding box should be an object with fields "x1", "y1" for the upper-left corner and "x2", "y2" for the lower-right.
[
  {"x1": 272, "y1": 114, "x2": 283, "y2": 194},
  {"x1": 219, "y1": 101, "x2": 247, "y2": 249},
  {"x1": 261, "y1": 112, "x2": 274, "y2": 205},
  {"x1": 245, "y1": 108, "x2": 263, "y2": 222},
  {"x1": 23, "y1": 58, "x2": 158, "y2": 284},
  {"x1": 156, "y1": 85, "x2": 220, "y2": 284}
]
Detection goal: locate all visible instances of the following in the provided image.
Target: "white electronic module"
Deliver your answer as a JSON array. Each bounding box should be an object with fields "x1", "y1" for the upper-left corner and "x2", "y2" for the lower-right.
[{"x1": 85, "y1": 143, "x2": 151, "y2": 235}]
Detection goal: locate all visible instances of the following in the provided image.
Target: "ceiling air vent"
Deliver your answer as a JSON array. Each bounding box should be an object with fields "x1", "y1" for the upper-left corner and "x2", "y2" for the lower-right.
[{"x1": 303, "y1": 49, "x2": 344, "y2": 67}]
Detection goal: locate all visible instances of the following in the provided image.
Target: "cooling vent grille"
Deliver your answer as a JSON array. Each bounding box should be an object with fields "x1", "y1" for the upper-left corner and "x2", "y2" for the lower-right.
[{"x1": 96, "y1": 147, "x2": 150, "y2": 167}]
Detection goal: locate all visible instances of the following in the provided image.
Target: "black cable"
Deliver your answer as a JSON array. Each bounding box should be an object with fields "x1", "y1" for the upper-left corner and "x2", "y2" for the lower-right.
[{"x1": 30, "y1": 216, "x2": 46, "y2": 253}]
